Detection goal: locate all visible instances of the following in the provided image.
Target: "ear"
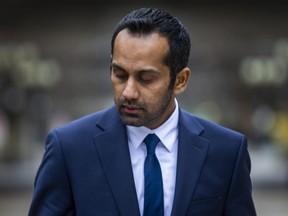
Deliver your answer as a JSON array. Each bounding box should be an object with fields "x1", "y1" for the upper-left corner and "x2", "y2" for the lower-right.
[{"x1": 173, "y1": 67, "x2": 191, "y2": 95}]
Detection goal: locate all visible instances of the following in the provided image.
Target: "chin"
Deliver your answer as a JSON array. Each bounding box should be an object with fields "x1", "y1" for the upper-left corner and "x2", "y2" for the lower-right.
[{"x1": 120, "y1": 116, "x2": 143, "y2": 127}]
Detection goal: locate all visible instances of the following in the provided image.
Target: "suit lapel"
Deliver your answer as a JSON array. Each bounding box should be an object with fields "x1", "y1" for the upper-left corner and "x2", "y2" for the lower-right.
[
  {"x1": 171, "y1": 110, "x2": 209, "y2": 216},
  {"x1": 92, "y1": 107, "x2": 209, "y2": 216},
  {"x1": 93, "y1": 108, "x2": 140, "y2": 216}
]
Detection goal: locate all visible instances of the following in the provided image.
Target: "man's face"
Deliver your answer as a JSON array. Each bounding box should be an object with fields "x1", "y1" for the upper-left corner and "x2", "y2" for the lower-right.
[{"x1": 111, "y1": 29, "x2": 175, "y2": 129}]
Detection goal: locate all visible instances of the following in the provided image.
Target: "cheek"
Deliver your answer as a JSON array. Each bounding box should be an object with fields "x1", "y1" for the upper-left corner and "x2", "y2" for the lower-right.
[
  {"x1": 111, "y1": 80, "x2": 122, "y2": 96},
  {"x1": 113, "y1": 87, "x2": 122, "y2": 99},
  {"x1": 143, "y1": 87, "x2": 167, "y2": 104}
]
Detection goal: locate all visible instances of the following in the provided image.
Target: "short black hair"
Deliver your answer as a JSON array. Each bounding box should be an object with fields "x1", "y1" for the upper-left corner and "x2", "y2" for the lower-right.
[{"x1": 111, "y1": 8, "x2": 191, "y2": 89}]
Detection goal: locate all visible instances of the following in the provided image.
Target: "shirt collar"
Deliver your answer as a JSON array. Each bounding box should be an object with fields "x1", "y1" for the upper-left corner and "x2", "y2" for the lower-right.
[{"x1": 127, "y1": 99, "x2": 179, "y2": 152}]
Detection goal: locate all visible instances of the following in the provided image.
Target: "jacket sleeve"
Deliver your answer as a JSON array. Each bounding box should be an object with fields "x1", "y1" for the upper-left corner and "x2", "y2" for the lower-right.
[
  {"x1": 224, "y1": 136, "x2": 257, "y2": 216},
  {"x1": 28, "y1": 130, "x2": 75, "y2": 216}
]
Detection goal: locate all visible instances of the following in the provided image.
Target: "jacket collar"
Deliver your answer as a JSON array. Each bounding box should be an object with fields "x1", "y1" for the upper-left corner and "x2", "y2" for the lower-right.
[{"x1": 93, "y1": 106, "x2": 140, "y2": 216}]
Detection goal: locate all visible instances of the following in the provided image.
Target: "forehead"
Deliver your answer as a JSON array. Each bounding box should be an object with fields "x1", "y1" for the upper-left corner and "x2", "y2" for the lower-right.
[{"x1": 113, "y1": 29, "x2": 169, "y2": 62}]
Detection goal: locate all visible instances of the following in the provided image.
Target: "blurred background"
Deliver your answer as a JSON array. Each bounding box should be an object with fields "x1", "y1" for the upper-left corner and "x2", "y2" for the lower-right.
[{"x1": 0, "y1": 1, "x2": 287, "y2": 215}]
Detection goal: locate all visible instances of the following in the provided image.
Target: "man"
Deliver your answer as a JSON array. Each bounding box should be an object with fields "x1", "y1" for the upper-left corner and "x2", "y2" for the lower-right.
[{"x1": 29, "y1": 8, "x2": 256, "y2": 216}]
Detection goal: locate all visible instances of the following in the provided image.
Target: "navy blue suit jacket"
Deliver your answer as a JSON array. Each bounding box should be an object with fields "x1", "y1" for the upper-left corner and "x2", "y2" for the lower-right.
[{"x1": 29, "y1": 106, "x2": 256, "y2": 216}]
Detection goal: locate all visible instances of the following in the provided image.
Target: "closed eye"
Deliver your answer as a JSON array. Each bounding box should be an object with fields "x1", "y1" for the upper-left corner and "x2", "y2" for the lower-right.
[
  {"x1": 138, "y1": 76, "x2": 153, "y2": 84},
  {"x1": 115, "y1": 72, "x2": 128, "y2": 80},
  {"x1": 111, "y1": 64, "x2": 128, "y2": 80},
  {"x1": 137, "y1": 71, "x2": 159, "y2": 84}
]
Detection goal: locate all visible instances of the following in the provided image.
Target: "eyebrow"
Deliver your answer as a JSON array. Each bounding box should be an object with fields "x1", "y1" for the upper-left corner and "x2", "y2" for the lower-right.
[
  {"x1": 111, "y1": 63, "x2": 124, "y2": 71},
  {"x1": 111, "y1": 62, "x2": 161, "y2": 75}
]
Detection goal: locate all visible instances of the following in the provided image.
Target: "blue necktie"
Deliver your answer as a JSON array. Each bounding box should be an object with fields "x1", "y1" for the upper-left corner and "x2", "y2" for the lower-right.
[{"x1": 143, "y1": 134, "x2": 164, "y2": 216}]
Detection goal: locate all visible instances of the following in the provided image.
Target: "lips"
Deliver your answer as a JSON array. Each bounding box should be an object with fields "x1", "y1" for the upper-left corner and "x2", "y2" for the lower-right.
[{"x1": 122, "y1": 105, "x2": 142, "y2": 114}]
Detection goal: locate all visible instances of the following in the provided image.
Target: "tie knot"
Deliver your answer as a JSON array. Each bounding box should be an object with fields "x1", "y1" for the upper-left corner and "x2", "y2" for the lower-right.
[{"x1": 144, "y1": 134, "x2": 160, "y2": 155}]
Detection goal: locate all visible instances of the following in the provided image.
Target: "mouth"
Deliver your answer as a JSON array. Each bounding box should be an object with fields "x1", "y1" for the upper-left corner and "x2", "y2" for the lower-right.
[{"x1": 121, "y1": 105, "x2": 143, "y2": 114}]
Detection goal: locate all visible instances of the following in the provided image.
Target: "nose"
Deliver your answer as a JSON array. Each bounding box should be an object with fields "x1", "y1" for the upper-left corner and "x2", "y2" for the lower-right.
[{"x1": 122, "y1": 78, "x2": 139, "y2": 100}]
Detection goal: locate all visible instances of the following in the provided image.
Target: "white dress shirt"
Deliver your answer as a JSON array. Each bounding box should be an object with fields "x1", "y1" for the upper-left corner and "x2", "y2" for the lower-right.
[{"x1": 127, "y1": 100, "x2": 179, "y2": 216}]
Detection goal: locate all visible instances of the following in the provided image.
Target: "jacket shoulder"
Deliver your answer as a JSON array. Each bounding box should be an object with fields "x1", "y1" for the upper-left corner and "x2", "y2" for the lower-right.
[
  {"x1": 53, "y1": 106, "x2": 117, "y2": 135},
  {"x1": 180, "y1": 109, "x2": 245, "y2": 140}
]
